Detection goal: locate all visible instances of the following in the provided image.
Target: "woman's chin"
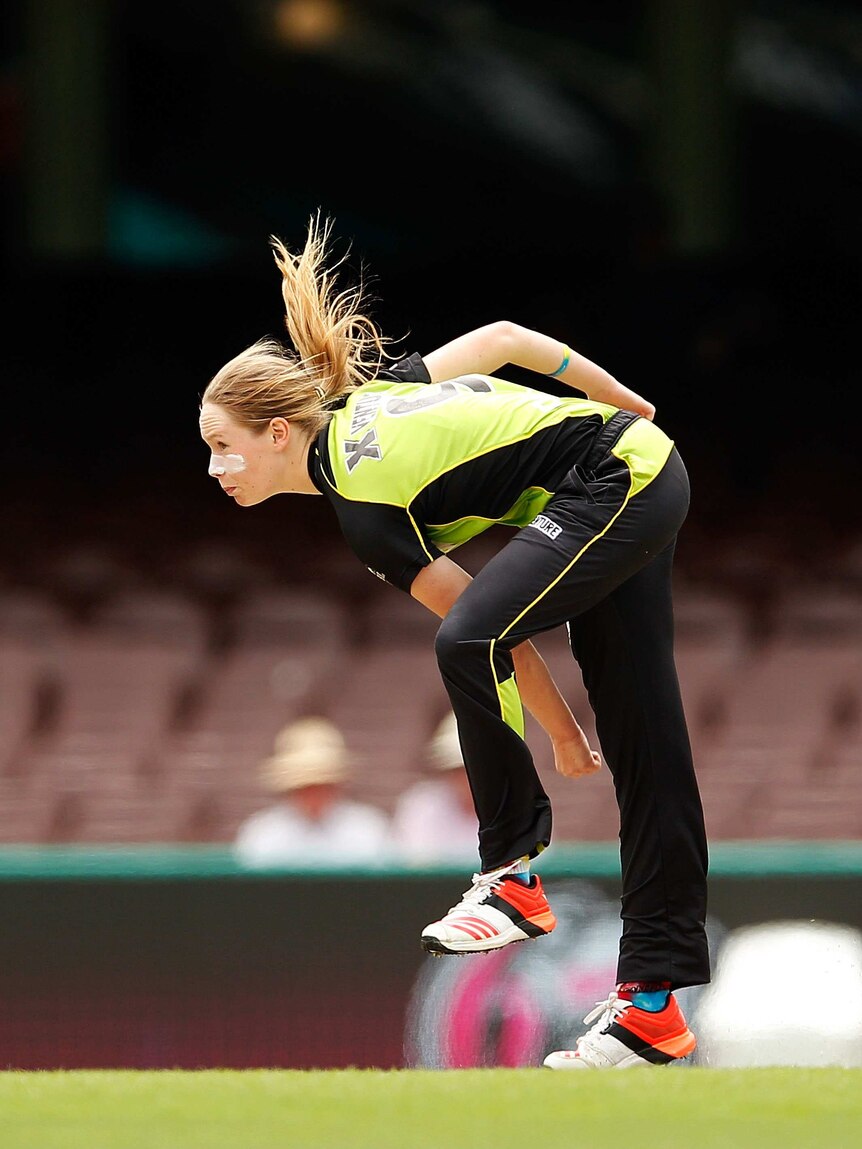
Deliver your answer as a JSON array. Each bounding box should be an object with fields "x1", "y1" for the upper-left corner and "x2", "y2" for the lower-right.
[{"x1": 234, "y1": 489, "x2": 267, "y2": 507}]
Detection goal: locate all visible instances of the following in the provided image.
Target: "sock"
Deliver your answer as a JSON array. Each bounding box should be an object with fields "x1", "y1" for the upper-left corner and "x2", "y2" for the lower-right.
[
  {"x1": 617, "y1": 981, "x2": 671, "y2": 1012},
  {"x1": 507, "y1": 856, "x2": 531, "y2": 884}
]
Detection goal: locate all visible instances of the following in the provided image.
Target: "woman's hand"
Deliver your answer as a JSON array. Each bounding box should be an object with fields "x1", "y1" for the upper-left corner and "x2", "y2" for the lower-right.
[
  {"x1": 588, "y1": 378, "x2": 656, "y2": 421},
  {"x1": 552, "y1": 728, "x2": 603, "y2": 779}
]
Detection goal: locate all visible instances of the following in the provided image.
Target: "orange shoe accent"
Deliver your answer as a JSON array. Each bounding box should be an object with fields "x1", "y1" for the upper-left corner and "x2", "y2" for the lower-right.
[
  {"x1": 496, "y1": 876, "x2": 556, "y2": 930},
  {"x1": 527, "y1": 909, "x2": 558, "y2": 932},
  {"x1": 618, "y1": 996, "x2": 697, "y2": 1058},
  {"x1": 496, "y1": 877, "x2": 556, "y2": 923},
  {"x1": 653, "y1": 1030, "x2": 697, "y2": 1058}
]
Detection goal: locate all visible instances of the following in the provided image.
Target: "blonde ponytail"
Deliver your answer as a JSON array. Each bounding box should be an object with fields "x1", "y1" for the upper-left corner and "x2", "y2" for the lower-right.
[{"x1": 202, "y1": 211, "x2": 392, "y2": 436}]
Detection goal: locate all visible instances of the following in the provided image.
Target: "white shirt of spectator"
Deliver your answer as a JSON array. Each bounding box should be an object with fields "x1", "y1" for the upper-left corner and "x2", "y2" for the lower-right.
[
  {"x1": 234, "y1": 798, "x2": 391, "y2": 868},
  {"x1": 391, "y1": 777, "x2": 479, "y2": 865}
]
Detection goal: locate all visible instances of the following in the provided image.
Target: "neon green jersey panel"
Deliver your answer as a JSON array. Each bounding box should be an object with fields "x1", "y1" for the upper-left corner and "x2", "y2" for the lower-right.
[
  {"x1": 422, "y1": 485, "x2": 555, "y2": 552},
  {"x1": 325, "y1": 375, "x2": 617, "y2": 510}
]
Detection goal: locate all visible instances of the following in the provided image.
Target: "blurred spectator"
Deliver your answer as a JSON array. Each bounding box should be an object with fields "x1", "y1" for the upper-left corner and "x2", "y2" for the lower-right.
[
  {"x1": 233, "y1": 716, "x2": 391, "y2": 868},
  {"x1": 391, "y1": 712, "x2": 480, "y2": 865}
]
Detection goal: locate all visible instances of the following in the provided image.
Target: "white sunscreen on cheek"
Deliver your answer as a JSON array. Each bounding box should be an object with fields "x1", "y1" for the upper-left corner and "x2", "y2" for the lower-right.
[{"x1": 209, "y1": 453, "x2": 247, "y2": 477}]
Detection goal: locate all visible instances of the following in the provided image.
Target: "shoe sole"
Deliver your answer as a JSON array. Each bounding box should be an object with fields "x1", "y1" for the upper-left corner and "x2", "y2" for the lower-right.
[
  {"x1": 544, "y1": 1051, "x2": 694, "y2": 1069},
  {"x1": 421, "y1": 926, "x2": 550, "y2": 956}
]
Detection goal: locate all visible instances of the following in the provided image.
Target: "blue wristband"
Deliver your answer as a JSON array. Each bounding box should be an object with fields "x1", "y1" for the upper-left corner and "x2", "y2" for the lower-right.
[{"x1": 547, "y1": 346, "x2": 571, "y2": 377}]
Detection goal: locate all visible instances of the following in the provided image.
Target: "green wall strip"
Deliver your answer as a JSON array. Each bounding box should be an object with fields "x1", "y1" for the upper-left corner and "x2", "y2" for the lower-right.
[{"x1": 0, "y1": 841, "x2": 860, "y2": 880}]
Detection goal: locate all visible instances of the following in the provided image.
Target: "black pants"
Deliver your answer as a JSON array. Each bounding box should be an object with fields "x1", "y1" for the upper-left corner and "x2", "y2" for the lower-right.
[{"x1": 434, "y1": 441, "x2": 710, "y2": 990}]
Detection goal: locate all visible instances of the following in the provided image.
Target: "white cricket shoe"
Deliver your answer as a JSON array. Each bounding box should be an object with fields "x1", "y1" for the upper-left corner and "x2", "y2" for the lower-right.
[
  {"x1": 420, "y1": 862, "x2": 556, "y2": 956},
  {"x1": 543, "y1": 990, "x2": 696, "y2": 1069}
]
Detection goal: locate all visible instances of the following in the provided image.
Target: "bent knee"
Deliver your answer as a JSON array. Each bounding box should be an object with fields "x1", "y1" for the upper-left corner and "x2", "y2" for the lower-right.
[{"x1": 435, "y1": 611, "x2": 489, "y2": 667}]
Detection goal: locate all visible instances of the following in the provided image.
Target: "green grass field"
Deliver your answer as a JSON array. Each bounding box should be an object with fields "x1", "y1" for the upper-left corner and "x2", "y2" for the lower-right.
[{"x1": 1, "y1": 1068, "x2": 861, "y2": 1149}]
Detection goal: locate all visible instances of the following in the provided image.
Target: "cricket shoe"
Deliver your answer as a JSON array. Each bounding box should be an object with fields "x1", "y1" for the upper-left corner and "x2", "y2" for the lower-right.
[
  {"x1": 543, "y1": 990, "x2": 696, "y2": 1069},
  {"x1": 420, "y1": 863, "x2": 556, "y2": 956}
]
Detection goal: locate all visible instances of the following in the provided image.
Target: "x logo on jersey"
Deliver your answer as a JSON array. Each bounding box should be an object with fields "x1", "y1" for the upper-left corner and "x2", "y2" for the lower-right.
[{"x1": 344, "y1": 428, "x2": 383, "y2": 472}]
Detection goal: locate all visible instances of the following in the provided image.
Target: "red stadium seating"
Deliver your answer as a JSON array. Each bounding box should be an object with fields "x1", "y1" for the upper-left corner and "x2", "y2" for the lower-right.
[{"x1": 0, "y1": 556, "x2": 860, "y2": 846}]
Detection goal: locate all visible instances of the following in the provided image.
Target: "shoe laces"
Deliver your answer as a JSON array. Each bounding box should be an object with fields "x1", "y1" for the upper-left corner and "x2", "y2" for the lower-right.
[
  {"x1": 450, "y1": 859, "x2": 523, "y2": 912},
  {"x1": 580, "y1": 991, "x2": 628, "y2": 1036}
]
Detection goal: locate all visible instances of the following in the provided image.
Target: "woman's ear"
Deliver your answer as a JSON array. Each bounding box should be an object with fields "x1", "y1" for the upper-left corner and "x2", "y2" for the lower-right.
[{"x1": 270, "y1": 417, "x2": 291, "y2": 448}]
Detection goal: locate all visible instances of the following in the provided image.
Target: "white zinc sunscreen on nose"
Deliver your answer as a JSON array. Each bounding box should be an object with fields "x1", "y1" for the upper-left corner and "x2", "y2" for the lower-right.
[{"x1": 209, "y1": 453, "x2": 247, "y2": 477}]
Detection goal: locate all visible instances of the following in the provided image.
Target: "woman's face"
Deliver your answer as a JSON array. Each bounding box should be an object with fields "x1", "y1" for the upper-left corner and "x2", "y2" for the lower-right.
[{"x1": 199, "y1": 402, "x2": 281, "y2": 507}]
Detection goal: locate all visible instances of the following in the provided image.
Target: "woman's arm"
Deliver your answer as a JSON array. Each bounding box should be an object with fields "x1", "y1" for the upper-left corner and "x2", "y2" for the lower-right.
[
  {"x1": 422, "y1": 320, "x2": 655, "y2": 421},
  {"x1": 410, "y1": 555, "x2": 602, "y2": 779}
]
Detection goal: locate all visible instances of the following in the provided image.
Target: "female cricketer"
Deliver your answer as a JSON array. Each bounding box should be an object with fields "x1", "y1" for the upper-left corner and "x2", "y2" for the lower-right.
[{"x1": 199, "y1": 213, "x2": 709, "y2": 1069}]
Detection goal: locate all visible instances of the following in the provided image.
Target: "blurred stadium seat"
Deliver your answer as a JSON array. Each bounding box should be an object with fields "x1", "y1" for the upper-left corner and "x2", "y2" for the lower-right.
[
  {"x1": 0, "y1": 587, "x2": 69, "y2": 643},
  {"x1": 90, "y1": 587, "x2": 211, "y2": 651},
  {"x1": 166, "y1": 539, "x2": 277, "y2": 605},
  {"x1": 44, "y1": 631, "x2": 203, "y2": 752},
  {"x1": 0, "y1": 590, "x2": 68, "y2": 776},
  {"x1": 146, "y1": 588, "x2": 353, "y2": 839},
  {"x1": 683, "y1": 581, "x2": 862, "y2": 839},
  {"x1": 178, "y1": 589, "x2": 350, "y2": 750},
  {"x1": 33, "y1": 541, "x2": 141, "y2": 622},
  {"x1": 706, "y1": 587, "x2": 862, "y2": 761},
  {"x1": 323, "y1": 585, "x2": 448, "y2": 815},
  {"x1": 672, "y1": 581, "x2": 753, "y2": 757}
]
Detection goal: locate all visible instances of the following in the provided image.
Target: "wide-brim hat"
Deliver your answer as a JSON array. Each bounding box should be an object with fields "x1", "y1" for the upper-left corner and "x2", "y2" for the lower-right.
[
  {"x1": 260, "y1": 716, "x2": 353, "y2": 791},
  {"x1": 427, "y1": 712, "x2": 464, "y2": 771}
]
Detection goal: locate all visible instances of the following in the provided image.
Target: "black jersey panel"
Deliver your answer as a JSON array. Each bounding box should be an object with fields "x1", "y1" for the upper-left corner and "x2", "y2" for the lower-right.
[
  {"x1": 377, "y1": 353, "x2": 432, "y2": 384},
  {"x1": 326, "y1": 488, "x2": 443, "y2": 592},
  {"x1": 412, "y1": 414, "x2": 605, "y2": 527}
]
